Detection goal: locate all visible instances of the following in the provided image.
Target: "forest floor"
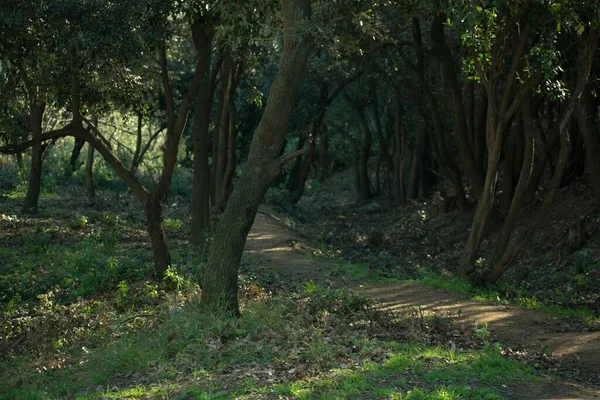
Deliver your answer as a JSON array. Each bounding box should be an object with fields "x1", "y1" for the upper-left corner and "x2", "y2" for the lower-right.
[
  {"x1": 248, "y1": 210, "x2": 600, "y2": 399},
  {"x1": 1, "y1": 179, "x2": 600, "y2": 399}
]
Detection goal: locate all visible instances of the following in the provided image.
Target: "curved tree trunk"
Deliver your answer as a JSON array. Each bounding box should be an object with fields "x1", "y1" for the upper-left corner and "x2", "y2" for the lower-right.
[
  {"x1": 66, "y1": 137, "x2": 86, "y2": 176},
  {"x1": 201, "y1": 0, "x2": 314, "y2": 315}
]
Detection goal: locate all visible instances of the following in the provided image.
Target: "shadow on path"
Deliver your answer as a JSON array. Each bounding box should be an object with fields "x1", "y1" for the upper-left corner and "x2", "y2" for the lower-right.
[{"x1": 245, "y1": 211, "x2": 600, "y2": 399}]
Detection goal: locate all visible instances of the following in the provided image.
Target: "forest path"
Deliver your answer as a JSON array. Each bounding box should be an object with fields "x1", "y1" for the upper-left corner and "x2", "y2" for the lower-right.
[{"x1": 245, "y1": 211, "x2": 600, "y2": 400}]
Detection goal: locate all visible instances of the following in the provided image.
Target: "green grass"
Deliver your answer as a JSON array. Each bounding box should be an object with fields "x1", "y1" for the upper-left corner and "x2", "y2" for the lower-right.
[
  {"x1": 271, "y1": 342, "x2": 535, "y2": 400},
  {"x1": 1, "y1": 284, "x2": 542, "y2": 399}
]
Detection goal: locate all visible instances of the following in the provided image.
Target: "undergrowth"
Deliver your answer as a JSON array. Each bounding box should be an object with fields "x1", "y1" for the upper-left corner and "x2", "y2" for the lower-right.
[{"x1": 1, "y1": 283, "x2": 541, "y2": 399}]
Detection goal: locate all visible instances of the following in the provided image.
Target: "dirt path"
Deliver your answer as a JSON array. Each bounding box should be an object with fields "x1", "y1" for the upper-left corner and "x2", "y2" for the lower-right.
[{"x1": 245, "y1": 211, "x2": 600, "y2": 399}]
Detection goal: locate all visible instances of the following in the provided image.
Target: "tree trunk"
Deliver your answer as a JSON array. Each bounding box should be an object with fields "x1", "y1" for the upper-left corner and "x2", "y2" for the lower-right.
[
  {"x1": 201, "y1": 0, "x2": 313, "y2": 315},
  {"x1": 22, "y1": 102, "x2": 46, "y2": 214},
  {"x1": 575, "y1": 28, "x2": 600, "y2": 203},
  {"x1": 191, "y1": 27, "x2": 214, "y2": 244},
  {"x1": 214, "y1": 77, "x2": 231, "y2": 210},
  {"x1": 66, "y1": 137, "x2": 86, "y2": 176},
  {"x1": 291, "y1": 124, "x2": 319, "y2": 203},
  {"x1": 474, "y1": 84, "x2": 488, "y2": 170},
  {"x1": 220, "y1": 96, "x2": 237, "y2": 209},
  {"x1": 543, "y1": 27, "x2": 597, "y2": 210},
  {"x1": 486, "y1": 95, "x2": 536, "y2": 284},
  {"x1": 393, "y1": 93, "x2": 405, "y2": 202},
  {"x1": 22, "y1": 143, "x2": 43, "y2": 213},
  {"x1": 286, "y1": 137, "x2": 306, "y2": 191},
  {"x1": 459, "y1": 19, "x2": 535, "y2": 281},
  {"x1": 211, "y1": 86, "x2": 226, "y2": 207},
  {"x1": 146, "y1": 196, "x2": 170, "y2": 278},
  {"x1": 431, "y1": 14, "x2": 484, "y2": 198},
  {"x1": 501, "y1": 131, "x2": 517, "y2": 213},
  {"x1": 459, "y1": 125, "x2": 503, "y2": 281},
  {"x1": 15, "y1": 152, "x2": 25, "y2": 170},
  {"x1": 357, "y1": 142, "x2": 372, "y2": 201},
  {"x1": 369, "y1": 80, "x2": 394, "y2": 175},
  {"x1": 411, "y1": 18, "x2": 468, "y2": 210},
  {"x1": 86, "y1": 143, "x2": 95, "y2": 203},
  {"x1": 318, "y1": 122, "x2": 328, "y2": 182},
  {"x1": 577, "y1": 91, "x2": 600, "y2": 203}
]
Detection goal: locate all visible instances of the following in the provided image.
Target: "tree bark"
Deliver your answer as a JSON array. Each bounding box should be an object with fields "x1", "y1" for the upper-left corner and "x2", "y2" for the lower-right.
[
  {"x1": 574, "y1": 27, "x2": 600, "y2": 203},
  {"x1": 290, "y1": 124, "x2": 318, "y2": 203},
  {"x1": 393, "y1": 91, "x2": 405, "y2": 202},
  {"x1": 146, "y1": 195, "x2": 171, "y2": 278},
  {"x1": 286, "y1": 137, "x2": 306, "y2": 192},
  {"x1": 86, "y1": 117, "x2": 97, "y2": 203},
  {"x1": 486, "y1": 95, "x2": 536, "y2": 284},
  {"x1": 21, "y1": 102, "x2": 46, "y2": 214},
  {"x1": 215, "y1": 65, "x2": 234, "y2": 210},
  {"x1": 86, "y1": 142, "x2": 95, "y2": 203},
  {"x1": 191, "y1": 21, "x2": 214, "y2": 245},
  {"x1": 66, "y1": 137, "x2": 86, "y2": 176},
  {"x1": 15, "y1": 152, "x2": 25, "y2": 170},
  {"x1": 220, "y1": 94, "x2": 238, "y2": 208},
  {"x1": 318, "y1": 122, "x2": 329, "y2": 182},
  {"x1": 201, "y1": 0, "x2": 313, "y2": 315}
]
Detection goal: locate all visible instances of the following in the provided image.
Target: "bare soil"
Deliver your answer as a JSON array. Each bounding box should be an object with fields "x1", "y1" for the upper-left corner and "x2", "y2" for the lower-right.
[{"x1": 246, "y1": 210, "x2": 600, "y2": 399}]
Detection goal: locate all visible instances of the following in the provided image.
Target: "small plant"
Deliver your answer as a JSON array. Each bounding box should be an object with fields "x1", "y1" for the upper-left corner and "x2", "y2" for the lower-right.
[
  {"x1": 103, "y1": 213, "x2": 121, "y2": 227},
  {"x1": 164, "y1": 267, "x2": 185, "y2": 291},
  {"x1": 574, "y1": 248, "x2": 600, "y2": 274},
  {"x1": 98, "y1": 229, "x2": 121, "y2": 248},
  {"x1": 70, "y1": 215, "x2": 88, "y2": 229},
  {"x1": 163, "y1": 218, "x2": 183, "y2": 230},
  {"x1": 474, "y1": 322, "x2": 491, "y2": 344},
  {"x1": 116, "y1": 280, "x2": 129, "y2": 312}
]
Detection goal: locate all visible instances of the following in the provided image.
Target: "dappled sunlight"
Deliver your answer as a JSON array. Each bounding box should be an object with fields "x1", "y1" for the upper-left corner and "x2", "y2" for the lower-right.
[
  {"x1": 247, "y1": 233, "x2": 276, "y2": 240},
  {"x1": 362, "y1": 281, "x2": 600, "y2": 377},
  {"x1": 245, "y1": 246, "x2": 295, "y2": 255}
]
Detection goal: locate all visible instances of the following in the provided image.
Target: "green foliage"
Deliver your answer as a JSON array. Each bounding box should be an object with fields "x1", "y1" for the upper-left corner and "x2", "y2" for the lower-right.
[
  {"x1": 163, "y1": 267, "x2": 185, "y2": 291},
  {"x1": 2, "y1": 284, "x2": 541, "y2": 398},
  {"x1": 0, "y1": 157, "x2": 26, "y2": 191},
  {"x1": 163, "y1": 218, "x2": 183, "y2": 230},
  {"x1": 574, "y1": 248, "x2": 600, "y2": 273},
  {"x1": 116, "y1": 280, "x2": 129, "y2": 312},
  {"x1": 70, "y1": 214, "x2": 89, "y2": 229},
  {"x1": 0, "y1": 234, "x2": 148, "y2": 306}
]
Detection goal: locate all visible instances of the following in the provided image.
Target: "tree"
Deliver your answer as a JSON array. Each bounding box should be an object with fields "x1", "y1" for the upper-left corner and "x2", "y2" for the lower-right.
[
  {"x1": 201, "y1": 0, "x2": 314, "y2": 315},
  {"x1": 0, "y1": 0, "x2": 213, "y2": 278}
]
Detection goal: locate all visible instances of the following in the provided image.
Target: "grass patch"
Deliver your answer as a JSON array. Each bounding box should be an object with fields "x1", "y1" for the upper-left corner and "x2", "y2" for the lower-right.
[{"x1": 1, "y1": 284, "x2": 542, "y2": 399}]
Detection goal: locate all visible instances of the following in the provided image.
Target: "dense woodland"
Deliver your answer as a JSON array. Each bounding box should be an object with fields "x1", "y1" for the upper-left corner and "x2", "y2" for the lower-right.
[{"x1": 1, "y1": 0, "x2": 600, "y2": 398}]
